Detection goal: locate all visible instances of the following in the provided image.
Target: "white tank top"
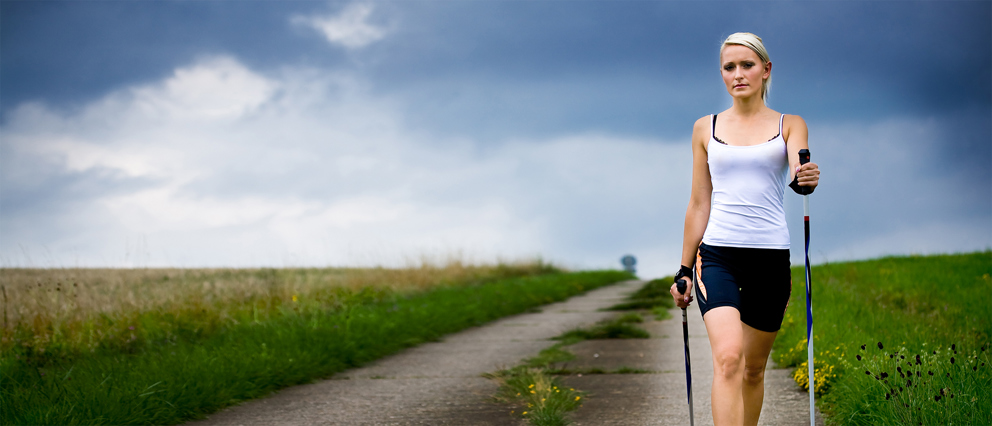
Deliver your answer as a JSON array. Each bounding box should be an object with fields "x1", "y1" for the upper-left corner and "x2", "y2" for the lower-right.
[{"x1": 701, "y1": 113, "x2": 791, "y2": 249}]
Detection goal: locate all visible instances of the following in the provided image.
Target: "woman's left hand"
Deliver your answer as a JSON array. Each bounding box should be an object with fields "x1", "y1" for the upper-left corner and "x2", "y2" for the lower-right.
[{"x1": 796, "y1": 162, "x2": 820, "y2": 190}]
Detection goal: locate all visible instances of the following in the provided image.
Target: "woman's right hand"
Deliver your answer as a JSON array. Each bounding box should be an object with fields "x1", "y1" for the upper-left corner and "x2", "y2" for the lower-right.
[{"x1": 670, "y1": 278, "x2": 694, "y2": 309}]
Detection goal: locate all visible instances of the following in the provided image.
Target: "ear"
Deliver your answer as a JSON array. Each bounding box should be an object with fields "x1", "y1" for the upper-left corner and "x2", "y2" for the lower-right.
[{"x1": 763, "y1": 61, "x2": 772, "y2": 80}]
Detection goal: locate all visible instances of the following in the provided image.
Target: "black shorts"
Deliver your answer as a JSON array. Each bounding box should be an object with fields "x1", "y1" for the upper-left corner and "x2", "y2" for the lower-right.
[{"x1": 694, "y1": 242, "x2": 792, "y2": 332}]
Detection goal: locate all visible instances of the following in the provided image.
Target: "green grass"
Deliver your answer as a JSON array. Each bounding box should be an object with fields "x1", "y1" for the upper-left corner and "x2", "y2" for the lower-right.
[
  {"x1": 604, "y1": 278, "x2": 675, "y2": 313},
  {"x1": 651, "y1": 305, "x2": 673, "y2": 321},
  {"x1": 487, "y1": 367, "x2": 585, "y2": 426},
  {"x1": 1, "y1": 270, "x2": 632, "y2": 425},
  {"x1": 553, "y1": 312, "x2": 649, "y2": 344},
  {"x1": 488, "y1": 311, "x2": 652, "y2": 425},
  {"x1": 605, "y1": 277, "x2": 674, "y2": 320},
  {"x1": 526, "y1": 345, "x2": 577, "y2": 368},
  {"x1": 772, "y1": 251, "x2": 991, "y2": 425}
]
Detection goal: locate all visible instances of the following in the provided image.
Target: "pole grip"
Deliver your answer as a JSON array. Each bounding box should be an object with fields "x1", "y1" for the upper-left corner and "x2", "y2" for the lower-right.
[
  {"x1": 797, "y1": 149, "x2": 811, "y2": 195},
  {"x1": 676, "y1": 279, "x2": 687, "y2": 295}
]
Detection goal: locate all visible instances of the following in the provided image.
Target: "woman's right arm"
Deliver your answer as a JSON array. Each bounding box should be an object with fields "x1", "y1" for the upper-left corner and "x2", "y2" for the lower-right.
[{"x1": 672, "y1": 117, "x2": 713, "y2": 307}]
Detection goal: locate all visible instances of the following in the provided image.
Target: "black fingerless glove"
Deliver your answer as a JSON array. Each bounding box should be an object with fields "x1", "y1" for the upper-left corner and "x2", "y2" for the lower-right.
[
  {"x1": 790, "y1": 175, "x2": 814, "y2": 195},
  {"x1": 674, "y1": 265, "x2": 693, "y2": 284}
]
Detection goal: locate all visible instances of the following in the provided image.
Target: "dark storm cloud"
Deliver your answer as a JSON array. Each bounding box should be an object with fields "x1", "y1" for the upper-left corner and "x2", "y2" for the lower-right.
[
  {"x1": 358, "y1": 1, "x2": 990, "y2": 144},
  {"x1": 4, "y1": 1, "x2": 989, "y2": 134},
  {"x1": 0, "y1": 1, "x2": 348, "y2": 119},
  {"x1": 0, "y1": 1, "x2": 988, "y2": 271}
]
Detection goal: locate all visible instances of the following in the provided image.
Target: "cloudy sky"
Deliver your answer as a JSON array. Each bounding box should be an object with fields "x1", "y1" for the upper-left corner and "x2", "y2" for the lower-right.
[{"x1": 1, "y1": 1, "x2": 989, "y2": 277}]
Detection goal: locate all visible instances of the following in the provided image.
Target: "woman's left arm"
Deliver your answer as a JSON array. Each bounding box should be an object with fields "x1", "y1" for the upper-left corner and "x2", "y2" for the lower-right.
[{"x1": 785, "y1": 114, "x2": 820, "y2": 191}]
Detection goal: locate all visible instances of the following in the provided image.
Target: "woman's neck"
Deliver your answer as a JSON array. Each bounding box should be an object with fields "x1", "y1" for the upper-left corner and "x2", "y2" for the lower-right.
[{"x1": 730, "y1": 94, "x2": 766, "y2": 117}]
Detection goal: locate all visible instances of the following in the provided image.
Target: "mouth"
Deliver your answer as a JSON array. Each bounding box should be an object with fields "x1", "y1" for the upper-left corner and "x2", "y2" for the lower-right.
[{"x1": 734, "y1": 84, "x2": 748, "y2": 89}]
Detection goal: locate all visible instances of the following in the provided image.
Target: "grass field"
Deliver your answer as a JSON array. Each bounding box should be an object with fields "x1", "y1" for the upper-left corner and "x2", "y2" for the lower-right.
[
  {"x1": 1, "y1": 262, "x2": 555, "y2": 361},
  {"x1": 772, "y1": 251, "x2": 991, "y2": 425},
  {"x1": 1, "y1": 263, "x2": 632, "y2": 425}
]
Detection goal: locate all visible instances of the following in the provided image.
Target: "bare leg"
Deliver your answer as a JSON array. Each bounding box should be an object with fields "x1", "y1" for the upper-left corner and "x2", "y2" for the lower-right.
[
  {"x1": 742, "y1": 323, "x2": 778, "y2": 426},
  {"x1": 703, "y1": 306, "x2": 744, "y2": 426}
]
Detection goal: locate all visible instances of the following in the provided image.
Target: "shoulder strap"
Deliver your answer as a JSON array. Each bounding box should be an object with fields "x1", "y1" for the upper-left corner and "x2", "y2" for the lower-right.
[
  {"x1": 712, "y1": 114, "x2": 718, "y2": 139},
  {"x1": 779, "y1": 114, "x2": 786, "y2": 143}
]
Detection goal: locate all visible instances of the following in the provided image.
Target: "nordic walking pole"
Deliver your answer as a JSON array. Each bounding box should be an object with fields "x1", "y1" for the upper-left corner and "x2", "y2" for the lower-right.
[
  {"x1": 799, "y1": 148, "x2": 815, "y2": 426},
  {"x1": 677, "y1": 272, "x2": 694, "y2": 426}
]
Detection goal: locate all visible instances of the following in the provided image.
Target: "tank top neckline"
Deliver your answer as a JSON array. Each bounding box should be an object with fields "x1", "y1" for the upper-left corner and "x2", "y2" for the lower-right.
[{"x1": 711, "y1": 113, "x2": 785, "y2": 148}]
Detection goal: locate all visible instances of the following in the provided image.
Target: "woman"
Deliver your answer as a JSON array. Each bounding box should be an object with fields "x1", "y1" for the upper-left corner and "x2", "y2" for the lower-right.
[{"x1": 669, "y1": 32, "x2": 820, "y2": 426}]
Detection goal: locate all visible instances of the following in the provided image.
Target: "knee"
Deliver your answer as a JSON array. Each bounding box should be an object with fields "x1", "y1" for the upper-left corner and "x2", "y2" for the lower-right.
[
  {"x1": 713, "y1": 348, "x2": 744, "y2": 380},
  {"x1": 743, "y1": 363, "x2": 766, "y2": 385}
]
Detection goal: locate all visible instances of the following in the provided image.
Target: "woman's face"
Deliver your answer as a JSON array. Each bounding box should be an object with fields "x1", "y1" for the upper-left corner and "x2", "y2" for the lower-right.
[{"x1": 720, "y1": 45, "x2": 769, "y2": 100}]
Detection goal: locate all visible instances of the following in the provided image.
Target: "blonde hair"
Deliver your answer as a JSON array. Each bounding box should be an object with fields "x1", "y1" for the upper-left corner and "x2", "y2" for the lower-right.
[{"x1": 721, "y1": 32, "x2": 771, "y2": 102}]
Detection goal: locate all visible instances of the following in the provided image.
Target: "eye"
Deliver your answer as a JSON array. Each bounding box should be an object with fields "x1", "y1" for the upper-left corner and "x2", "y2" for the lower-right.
[
  {"x1": 742, "y1": 62, "x2": 755, "y2": 69},
  {"x1": 723, "y1": 64, "x2": 734, "y2": 71}
]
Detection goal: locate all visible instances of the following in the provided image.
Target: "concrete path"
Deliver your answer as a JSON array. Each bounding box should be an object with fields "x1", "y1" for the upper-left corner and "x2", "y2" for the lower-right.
[
  {"x1": 189, "y1": 280, "x2": 824, "y2": 425},
  {"x1": 560, "y1": 300, "x2": 825, "y2": 426}
]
